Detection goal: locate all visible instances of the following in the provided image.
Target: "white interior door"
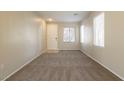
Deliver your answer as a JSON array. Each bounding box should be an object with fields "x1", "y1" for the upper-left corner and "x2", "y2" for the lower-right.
[{"x1": 47, "y1": 24, "x2": 58, "y2": 51}]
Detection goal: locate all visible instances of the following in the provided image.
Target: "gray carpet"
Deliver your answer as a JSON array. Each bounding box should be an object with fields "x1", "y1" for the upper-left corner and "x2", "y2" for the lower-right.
[{"x1": 7, "y1": 50, "x2": 121, "y2": 81}]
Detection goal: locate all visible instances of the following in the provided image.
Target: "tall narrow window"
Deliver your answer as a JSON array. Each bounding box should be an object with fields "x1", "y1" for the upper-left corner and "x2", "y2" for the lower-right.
[
  {"x1": 63, "y1": 27, "x2": 75, "y2": 42},
  {"x1": 94, "y1": 13, "x2": 104, "y2": 47},
  {"x1": 80, "y1": 25, "x2": 84, "y2": 43}
]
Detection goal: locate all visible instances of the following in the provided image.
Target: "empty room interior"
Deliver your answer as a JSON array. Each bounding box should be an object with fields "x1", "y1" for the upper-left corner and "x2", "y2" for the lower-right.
[{"x1": 0, "y1": 11, "x2": 124, "y2": 81}]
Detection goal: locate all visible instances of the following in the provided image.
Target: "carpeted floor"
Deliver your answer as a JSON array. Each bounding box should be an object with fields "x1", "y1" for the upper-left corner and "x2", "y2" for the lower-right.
[{"x1": 7, "y1": 50, "x2": 121, "y2": 81}]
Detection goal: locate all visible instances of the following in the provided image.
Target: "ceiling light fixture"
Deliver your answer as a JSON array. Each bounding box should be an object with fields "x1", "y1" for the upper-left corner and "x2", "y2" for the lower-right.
[{"x1": 47, "y1": 18, "x2": 53, "y2": 22}]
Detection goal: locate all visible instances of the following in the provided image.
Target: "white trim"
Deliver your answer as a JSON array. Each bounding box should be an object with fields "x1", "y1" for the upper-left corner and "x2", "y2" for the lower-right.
[
  {"x1": 41, "y1": 49, "x2": 47, "y2": 54},
  {"x1": 47, "y1": 49, "x2": 59, "y2": 53},
  {"x1": 2, "y1": 50, "x2": 46, "y2": 81},
  {"x1": 80, "y1": 50, "x2": 124, "y2": 80}
]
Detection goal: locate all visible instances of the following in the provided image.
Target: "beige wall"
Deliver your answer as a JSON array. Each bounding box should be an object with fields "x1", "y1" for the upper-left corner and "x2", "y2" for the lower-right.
[
  {"x1": 80, "y1": 11, "x2": 124, "y2": 80},
  {"x1": 0, "y1": 12, "x2": 47, "y2": 80},
  {"x1": 58, "y1": 22, "x2": 80, "y2": 50}
]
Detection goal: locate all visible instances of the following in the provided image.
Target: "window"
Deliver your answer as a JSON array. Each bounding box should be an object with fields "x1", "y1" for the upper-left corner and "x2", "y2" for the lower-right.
[
  {"x1": 63, "y1": 27, "x2": 75, "y2": 42},
  {"x1": 93, "y1": 13, "x2": 104, "y2": 47},
  {"x1": 80, "y1": 25, "x2": 84, "y2": 43}
]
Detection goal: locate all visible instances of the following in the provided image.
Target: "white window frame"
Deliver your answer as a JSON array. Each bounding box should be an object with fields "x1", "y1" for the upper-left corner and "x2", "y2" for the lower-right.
[
  {"x1": 63, "y1": 27, "x2": 76, "y2": 43},
  {"x1": 93, "y1": 12, "x2": 104, "y2": 47}
]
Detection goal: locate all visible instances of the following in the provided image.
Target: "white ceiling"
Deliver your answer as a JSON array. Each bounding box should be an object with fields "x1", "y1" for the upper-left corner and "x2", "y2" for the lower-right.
[{"x1": 37, "y1": 11, "x2": 90, "y2": 22}]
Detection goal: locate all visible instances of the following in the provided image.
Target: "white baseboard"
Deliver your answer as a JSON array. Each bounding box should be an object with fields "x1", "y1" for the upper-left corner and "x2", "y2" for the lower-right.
[
  {"x1": 80, "y1": 50, "x2": 124, "y2": 80},
  {"x1": 2, "y1": 51, "x2": 45, "y2": 81},
  {"x1": 41, "y1": 49, "x2": 47, "y2": 54}
]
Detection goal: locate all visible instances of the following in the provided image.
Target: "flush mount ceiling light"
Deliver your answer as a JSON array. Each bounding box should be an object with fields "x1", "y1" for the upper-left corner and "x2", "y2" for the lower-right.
[{"x1": 47, "y1": 18, "x2": 53, "y2": 22}]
